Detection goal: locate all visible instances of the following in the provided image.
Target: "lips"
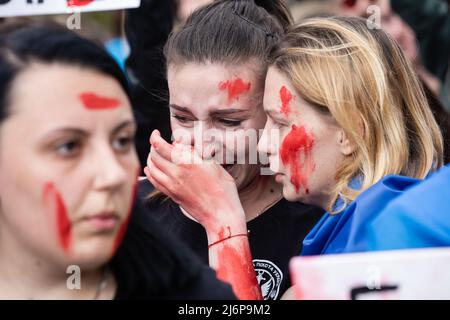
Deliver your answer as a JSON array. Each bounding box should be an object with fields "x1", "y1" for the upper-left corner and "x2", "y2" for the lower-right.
[{"x1": 81, "y1": 213, "x2": 119, "y2": 231}]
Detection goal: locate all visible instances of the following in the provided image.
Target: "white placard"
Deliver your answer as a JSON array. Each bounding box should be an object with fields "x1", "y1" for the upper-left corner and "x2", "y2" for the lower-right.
[
  {"x1": 290, "y1": 247, "x2": 450, "y2": 300},
  {"x1": 0, "y1": 0, "x2": 141, "y2": 18}
]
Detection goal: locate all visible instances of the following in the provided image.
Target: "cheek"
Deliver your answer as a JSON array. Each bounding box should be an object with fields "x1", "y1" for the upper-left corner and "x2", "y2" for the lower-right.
[
  {"x1": 280, "y1": 125, "x2": 316, "y2": 194},
  {"x1": 171, "y1": 122, "x2": 194, "y2": 145},
  {"x1": 112, "y1": 168, "x2": 139, "y2": 255},
  {"x1": 43, "y1": 182, "x2": 72, "y2": 254}
]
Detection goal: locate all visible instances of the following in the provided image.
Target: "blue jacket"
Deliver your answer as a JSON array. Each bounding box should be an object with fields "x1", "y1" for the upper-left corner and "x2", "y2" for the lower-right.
[{"x1": 301, "y1": 165, "x2": 450, "y2": 256}]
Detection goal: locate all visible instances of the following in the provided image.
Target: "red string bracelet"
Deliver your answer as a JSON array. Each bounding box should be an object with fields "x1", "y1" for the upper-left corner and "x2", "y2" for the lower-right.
[{"x1": 208, "y1": 226, "x2": 249, "y2": 249}]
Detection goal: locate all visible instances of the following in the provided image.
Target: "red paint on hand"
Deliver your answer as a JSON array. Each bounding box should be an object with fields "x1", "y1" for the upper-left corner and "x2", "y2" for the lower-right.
[
  {"x1": 280, "y1": 86, "x2": 293, "y2": 116},
  {"x1": 219, "y1": 78, "x2": 251, "y2": 101},
  {"x1": 79, "y1": 92, "x2": 120, "y2": 110},
  {"x1": 280, "y1": 125, "x2": 315, "y2": 194},
  {"x1": 67, "y1": 0, "x2": 94, "y2": 7},
  {"x1": 43, "y1": 183, "x2": 71, "y2": 253}
]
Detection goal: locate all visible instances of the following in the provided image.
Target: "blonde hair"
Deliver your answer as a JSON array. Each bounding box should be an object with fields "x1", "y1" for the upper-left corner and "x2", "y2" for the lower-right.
[{"x1": 270, "y1": 16, "x2": 444, "y2": 212}]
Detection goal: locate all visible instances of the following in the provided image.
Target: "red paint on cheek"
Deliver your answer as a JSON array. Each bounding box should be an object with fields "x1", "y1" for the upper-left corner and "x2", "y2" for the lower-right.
[
  {"x1": 67, "y1": 0, "x2": 94, "y2": 6},
  {"x1": 219, "y1": 78, "x2": 252, "y2": 101},
  {"x1": 216, "y1": 240, "x2": 262, "y2": 300},
  {"x1": 280, "y1": 125, "x2": 316, "y2": 194},
  {"x1": 280, "y1": 86, "x2": 293, "y2": 116},
  {"x1": 79, "y1": 92, "x2": 120, "y2": 110},
  {"x1": 43, "y1": 183, "x2": 71, "y2": 253},
  {"x1": 112, "y1": 171, "x2": 139, "y2": 255}
]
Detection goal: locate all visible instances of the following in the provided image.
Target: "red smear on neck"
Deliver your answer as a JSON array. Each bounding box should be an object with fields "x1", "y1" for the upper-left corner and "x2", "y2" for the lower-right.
[
  {"x1": 112, "y1": 169, "x2": 140, "y2": 255},
  {"x1": 215, "y1": 230, "x2": 262, "y2": 300},
  {"x1": 219, "y1": 78, "x2": 252, "y2": 101},
  {"x1": 43, "y1": 183, "x2": 71, "y2": 253},
  {"x1": 280, "y1": 86, "x2": 293, "y2": 116},
  {"x1": 79, "y1": 92, "x2": 120, "y2": 110},
  {"x1": 67, "y1": 0, "x2": 94, "y2": 7},
  {"x1": 280, "y1": 125, "x2": 315, "y2": 194}
]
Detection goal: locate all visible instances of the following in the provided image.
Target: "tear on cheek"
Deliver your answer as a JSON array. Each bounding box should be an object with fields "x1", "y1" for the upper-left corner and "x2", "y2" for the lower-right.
[
  {"x1": 280, "y1": 125, "x2": 316, "y2": 194},
  {"x1": 280, "y1": 86, "x2": 293, "y2": 116},
  {"x1": 79, "y1": 92, "x2": 121, "y2": 110},
  {"x1": 219, "y1": 78, "x2": 252, "y2": 101},
  {"x1": 43, "y1": 183, "x2": 71, "y2": 253}
]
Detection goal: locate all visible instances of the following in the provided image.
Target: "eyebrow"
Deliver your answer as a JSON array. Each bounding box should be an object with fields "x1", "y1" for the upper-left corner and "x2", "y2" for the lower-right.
[
  {"x1": 170, "y1": 104, "x2": 193, "y2": 114},
  {"x1": 210, "y1": 109, "x2": 251, "y2": 116},
  {"x1": 41, "y1": 120, "x2": 135, "y2": 140},
  {"x1": 112, "y1": 120, "x2": 135, "y2": 134}
]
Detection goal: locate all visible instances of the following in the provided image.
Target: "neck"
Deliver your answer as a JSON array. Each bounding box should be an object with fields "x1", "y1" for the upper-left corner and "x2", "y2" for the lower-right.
[
  {"x1": 0, "y1": 217, "x2": 109, "y2": 299},
  {"x1": 238, "y1": 174, "x2": 283, "y2": 222}
]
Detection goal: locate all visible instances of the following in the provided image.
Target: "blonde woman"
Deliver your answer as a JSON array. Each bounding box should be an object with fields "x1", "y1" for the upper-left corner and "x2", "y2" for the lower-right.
[{"x1": 147, "y1": 16, "x2": 444, "y2": 297}]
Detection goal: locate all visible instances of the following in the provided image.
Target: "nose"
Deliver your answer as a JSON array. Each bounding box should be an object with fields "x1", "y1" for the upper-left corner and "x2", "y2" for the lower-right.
[
  {"x1": 92, "y1": 145, "x2": 130, "y2": 191},
  {"x1": 258, "y1": 122, "x2": 277, "y2": 156},
  {"x1": 191, "y1": 121, "x2": 222, "y2": 160}
]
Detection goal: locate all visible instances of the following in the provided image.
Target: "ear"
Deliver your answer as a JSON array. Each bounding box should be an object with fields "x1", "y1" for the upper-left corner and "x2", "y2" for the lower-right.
[{"x1": 337, "y1": 129, "x2": 356, "y2": 156}]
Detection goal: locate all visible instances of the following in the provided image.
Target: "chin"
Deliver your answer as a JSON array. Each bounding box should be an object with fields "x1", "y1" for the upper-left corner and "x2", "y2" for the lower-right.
[{"x1": 69, "y1": 238, "x2": 115, "y2": 270}]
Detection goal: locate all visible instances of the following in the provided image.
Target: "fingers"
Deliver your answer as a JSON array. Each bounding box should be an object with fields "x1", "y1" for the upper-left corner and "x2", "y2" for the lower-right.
[
  {"x1": 150, "y1": 130, "x2": 174, "y2": 161},
  {"x1": 146, "y1": 159, "x2": 170, "y2": 185},
  {"x1": 144, "y1": 160, "x2": 172, "y2": 196},
  {"x1": 149, "y1": 145, "x2": 177, "y2": 175}
]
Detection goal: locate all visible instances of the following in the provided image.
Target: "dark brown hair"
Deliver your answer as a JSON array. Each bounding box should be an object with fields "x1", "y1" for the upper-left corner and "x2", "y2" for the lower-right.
[{"x1": 164, "y1": 0, "x2": 292, "y2": 67}]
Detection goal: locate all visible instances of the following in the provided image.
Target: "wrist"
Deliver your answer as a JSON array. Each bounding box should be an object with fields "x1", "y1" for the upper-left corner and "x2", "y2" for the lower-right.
[{"x1": 204, "y1": 214, "x2": 248, "y2": 245}]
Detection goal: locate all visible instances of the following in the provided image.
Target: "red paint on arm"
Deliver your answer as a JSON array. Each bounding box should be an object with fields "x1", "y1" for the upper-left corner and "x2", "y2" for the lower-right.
[
  {"x1": 280, "y1": 125, "x2": 315, "y2": 194},
  {"x1": 43, "y1": 183, "x2": 71, "y2": 253},
  {"x1": 219, "y1": 78, "x2": 252, "y2": 101},
  {"x1": 215, "y1": 239, "x2": 263, "y2": 300},
  {"x1": 67, "y1": 0, "x2": 94, "y2": 7},
  {"x1": 79, "y1": 92, "x2": 120, "y2": 110},
  {"x1": 280, "y1": 86, "x2": 293, "y2": 116}
]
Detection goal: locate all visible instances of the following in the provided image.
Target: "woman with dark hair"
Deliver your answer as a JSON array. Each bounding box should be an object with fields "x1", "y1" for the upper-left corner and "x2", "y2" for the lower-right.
[
  {"x1": 0, "y1": 21, "x2": 235, "y2": 299},
  {"x1": 141, "y1": 0, "x2": 324, "y2": 300}
]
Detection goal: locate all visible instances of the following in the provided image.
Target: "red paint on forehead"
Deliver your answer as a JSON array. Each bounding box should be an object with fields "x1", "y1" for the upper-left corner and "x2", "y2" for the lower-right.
[
  {"x1": 280, "y1": 125, "x2": 315, "y2": 194},
  {"x1": 67, "y1": 0, "x2": 94, "y2": 7},
  {"x1": 43, "y1": 182, "x2": 71, "y2": 253},
  {"x1": 79, "y1": 92, "x2": 120, "y2": 110},
  {"x1": 219, "y1": 78, "x2": 252, "y2": 101},
  {"x1": 280, "y1": 86, "x2": 293, "y2": 116}
]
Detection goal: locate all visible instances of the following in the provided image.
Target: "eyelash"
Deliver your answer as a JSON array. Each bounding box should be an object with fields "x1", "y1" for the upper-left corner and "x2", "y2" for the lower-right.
[{"x1": 173, "y1": 115, "x2": 243, "y2": 127}]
